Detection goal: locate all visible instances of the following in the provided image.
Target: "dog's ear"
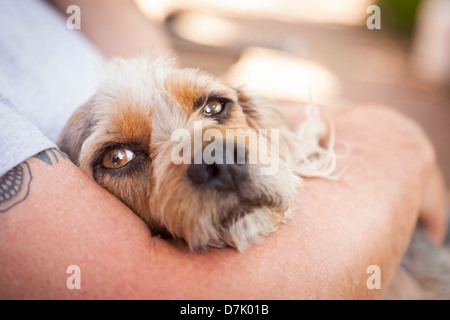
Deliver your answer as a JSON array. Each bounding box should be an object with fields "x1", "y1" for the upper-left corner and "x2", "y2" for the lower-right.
[
  {"x1": 235, "y1": 88, "x2": 337, "y2": 178},
  {"x1": 235, "y1": 88, "x2": 300, "y2": 165},
  {"x1": 235, "y1": 88, "x2": 289, "y2": 131},
  {"x1": 56, "y1": 100, "x2": 95, "y2": 166}
]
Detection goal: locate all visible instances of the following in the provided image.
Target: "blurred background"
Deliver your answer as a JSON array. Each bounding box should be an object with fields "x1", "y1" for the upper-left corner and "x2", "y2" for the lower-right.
[{"x1": 134, "y1": 0, "x2": 450, "y2": 190}]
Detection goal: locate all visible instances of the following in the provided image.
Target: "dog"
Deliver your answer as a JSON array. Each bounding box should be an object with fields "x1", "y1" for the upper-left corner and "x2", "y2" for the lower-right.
[
  {"x1": 57, "y1": 56, "x2": 337, "y2": 251},
  {"x1": 57, "y1": 56, "x2": 449, "y2": 298}
]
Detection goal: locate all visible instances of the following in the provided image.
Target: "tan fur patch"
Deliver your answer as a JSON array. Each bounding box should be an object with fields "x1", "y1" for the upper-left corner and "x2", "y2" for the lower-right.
[
  {"x1": 165, "y1": 69, "x2": 207, "y2": 112},
  {"x1": 111, "y1": 101, "x2": 153, "y2": 146}
]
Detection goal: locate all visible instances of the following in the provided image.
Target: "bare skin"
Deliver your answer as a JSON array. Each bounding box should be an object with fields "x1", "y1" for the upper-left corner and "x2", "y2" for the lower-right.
[
  {"x1": 0, "y1": 0, "x2": 446, "y2": 299},
  {"x1": 0, "y1": 105, "x2": 446, "y2": 299},
  {"x1": 48, "y1": 0, "x2": 174, "y2": 58}
]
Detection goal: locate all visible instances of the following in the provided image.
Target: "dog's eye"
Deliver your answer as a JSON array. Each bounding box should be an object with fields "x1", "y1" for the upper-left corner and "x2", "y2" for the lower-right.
[
  {"x1": 102, "y1": 148, "x2": 135, "y2": 169},
  {"x1": 203, "y1": 100, "x2": 224, "y2": 116}
]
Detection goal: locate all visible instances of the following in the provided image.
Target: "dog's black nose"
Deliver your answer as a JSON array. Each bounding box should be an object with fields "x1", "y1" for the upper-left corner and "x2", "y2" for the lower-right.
[{"x1": 187, "y1": 141, "x2": 248, "y2": 191}]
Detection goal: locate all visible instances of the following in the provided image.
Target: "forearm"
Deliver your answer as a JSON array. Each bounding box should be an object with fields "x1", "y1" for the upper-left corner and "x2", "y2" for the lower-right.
[
  {"x1": 0, "y1": 106, "x2": 440, "y2": 299},
  {"x1": 284, "y1": 105, "x2": 437, "y2": 299},
  {"x1": 48, "y1": 0, "x2": 173, "y2": 58},
  {"x1": 0, "y1": 150, "x2": 152, "y2": 299}
]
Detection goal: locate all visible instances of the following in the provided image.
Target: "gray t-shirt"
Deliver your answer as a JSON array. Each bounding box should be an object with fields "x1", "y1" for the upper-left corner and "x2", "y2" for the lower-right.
[{"x1": 0, "y1": 0, "x2": 102, "y2": 176}]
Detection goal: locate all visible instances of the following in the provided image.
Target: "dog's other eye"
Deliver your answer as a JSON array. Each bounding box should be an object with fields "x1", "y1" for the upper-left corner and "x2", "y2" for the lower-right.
[
  {"x1": 203, "y1": 100, "x2": 224, "y2": 116},
  {"x1": 102, "y1": 148, "x2": 135, "y2": 169}
]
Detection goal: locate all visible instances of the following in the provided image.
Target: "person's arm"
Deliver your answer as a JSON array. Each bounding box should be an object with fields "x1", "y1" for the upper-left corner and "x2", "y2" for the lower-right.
[
  {"x1": 48, "y1": 0, "x2": 174, "y2": 59},
  {"x1": 0, "y1": 105, "x2": 444, "y2": 299},
  {"x1": 417, "y1": 160, "x2": 448, "y2": 245}
]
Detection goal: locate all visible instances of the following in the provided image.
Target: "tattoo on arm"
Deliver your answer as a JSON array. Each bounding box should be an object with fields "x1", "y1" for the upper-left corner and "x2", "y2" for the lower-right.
[
  {"x1": 34, "y1": 149, "x2": 67, "y2": 165},
  {"x1": 0, "y1": 148, "x2": 66, "y2": 213},
  {"x1": 0, "y1": 163, "x2": 32, "y2": 213}
]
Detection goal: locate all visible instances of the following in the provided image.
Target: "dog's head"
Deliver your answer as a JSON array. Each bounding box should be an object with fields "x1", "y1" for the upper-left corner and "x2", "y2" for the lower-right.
[{"x1": 57, "y1": 56, "x2": 302, "y2": 250}]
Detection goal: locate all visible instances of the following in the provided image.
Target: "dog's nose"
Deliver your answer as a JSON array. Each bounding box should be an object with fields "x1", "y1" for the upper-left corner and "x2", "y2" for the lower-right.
[{"x1": 187, "y1": 141, "x2": 248, "y2": 191}]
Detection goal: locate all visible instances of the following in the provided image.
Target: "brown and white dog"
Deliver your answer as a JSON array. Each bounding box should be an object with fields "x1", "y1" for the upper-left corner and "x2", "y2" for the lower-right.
[
  {"x1": 57, "y1": 56, "x2": 449, "y2": 298},
  {"x1": 57, "y1": 56, "x2": 336, "y2": 251}
]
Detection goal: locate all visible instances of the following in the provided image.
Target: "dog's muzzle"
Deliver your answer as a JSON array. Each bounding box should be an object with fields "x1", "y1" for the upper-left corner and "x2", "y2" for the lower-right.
[{"x1": 187, "y1": 140, "x2": 248, "y2": 192}]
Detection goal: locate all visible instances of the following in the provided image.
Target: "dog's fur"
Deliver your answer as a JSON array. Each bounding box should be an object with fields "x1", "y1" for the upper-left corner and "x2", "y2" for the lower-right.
[
  {"x1": 58, "y1": 56, "x2": 449, "y2": 298},
  {"x1": 57, "y1": 56, "x2": 336, "y2": 251}
]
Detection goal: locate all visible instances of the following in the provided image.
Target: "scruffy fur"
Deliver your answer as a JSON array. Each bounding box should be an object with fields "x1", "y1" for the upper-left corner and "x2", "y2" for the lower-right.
[{"x1": 58, "y1": 56, "x2": 449, "y2": 299}]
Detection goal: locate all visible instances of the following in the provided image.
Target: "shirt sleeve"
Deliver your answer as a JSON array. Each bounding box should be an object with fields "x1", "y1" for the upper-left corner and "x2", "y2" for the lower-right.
[{"x1": 0, "y1": 95, "x2": 56, "y2": 176}]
